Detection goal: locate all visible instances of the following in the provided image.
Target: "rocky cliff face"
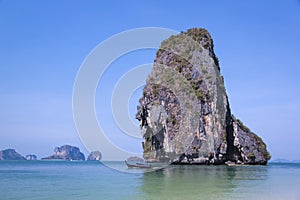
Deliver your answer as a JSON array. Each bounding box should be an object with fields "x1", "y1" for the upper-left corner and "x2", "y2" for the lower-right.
[
  {"x1": 42, "y1": 145, "x2": 85, "y2": 161},
  {"x1": 0, "y1": 149, "x2": 26, "y2": 160},
  {"x1": 136, "y1": 28, "x2": 270, "y2": 165}
]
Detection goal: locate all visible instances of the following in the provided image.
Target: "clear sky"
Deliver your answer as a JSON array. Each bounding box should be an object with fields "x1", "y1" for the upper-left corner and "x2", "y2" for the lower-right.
[{"x1": 0, "y1": 0, "x2": 300, "y2": 160}]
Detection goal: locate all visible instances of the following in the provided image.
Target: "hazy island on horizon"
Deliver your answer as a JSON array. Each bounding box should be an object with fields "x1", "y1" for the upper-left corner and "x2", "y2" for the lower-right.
[{"x1": 0, "y1": 145, "x2": 102, "y2": 161}]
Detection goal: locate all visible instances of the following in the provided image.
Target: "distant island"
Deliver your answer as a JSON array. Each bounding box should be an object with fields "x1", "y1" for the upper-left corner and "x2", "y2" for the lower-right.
[
  {"x1": 0, "y1": 149, "x2": 26, "y2": 160},
  {"x1": 26, "y1": 154, "x2": 37, "y2": 160},
  {"x1": 42, "y1": 145, "x2": 85, "y2": 161},
  {"x1": 0, "y1": 145, "x2": 101, "y2": 161},
  {"x1": 87, "y1": 150, "x2": 102, "y2": 161}
]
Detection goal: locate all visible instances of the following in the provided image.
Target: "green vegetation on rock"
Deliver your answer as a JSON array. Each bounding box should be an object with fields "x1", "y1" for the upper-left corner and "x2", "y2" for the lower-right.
[{"x1": 136, "y1": 28, "x2": 270, "y2": 165}]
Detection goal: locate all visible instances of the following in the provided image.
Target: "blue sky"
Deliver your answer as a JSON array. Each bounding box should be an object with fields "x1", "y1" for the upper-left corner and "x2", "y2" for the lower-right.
[{"x1": 0, "y1": 0, "x2": 300, "y2": 160}]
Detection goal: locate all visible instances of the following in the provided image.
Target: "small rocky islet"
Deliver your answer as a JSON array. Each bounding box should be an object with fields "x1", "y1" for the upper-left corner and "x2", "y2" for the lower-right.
[
  {"x1": 26, "y1": 154, "x2": 37, "y2": 160},
  {"x1": 136, "y1": 28, "x2": 271, "y2": 165},
  {"x1": 87, "y1": 150, "x2": 102, "y2": 161},
  {"x1": 0, "y1": 145, "x2": 101, "y2": 161}
]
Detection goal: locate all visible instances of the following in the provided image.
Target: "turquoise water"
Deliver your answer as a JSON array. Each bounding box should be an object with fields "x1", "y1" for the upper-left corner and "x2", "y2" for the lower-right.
[{"x1": 0, "y1": 161, "x2": 299, "y2": 200}]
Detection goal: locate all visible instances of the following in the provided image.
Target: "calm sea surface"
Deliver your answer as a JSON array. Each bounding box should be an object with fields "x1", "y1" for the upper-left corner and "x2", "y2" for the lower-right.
[{"x1": 0, "y1": 161, "x2": 299, "y2": 200}]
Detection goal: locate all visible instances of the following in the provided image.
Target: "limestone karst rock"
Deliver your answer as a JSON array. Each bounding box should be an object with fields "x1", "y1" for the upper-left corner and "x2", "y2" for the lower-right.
[
  {"x1": 42, "y1": 145, "x2": 85, "y2": 161},
  {"x1": 0, "y1": 149, "x2": 26, "y2": 160},
  {"x1": 26, "y1": 154, "x2": 37, "y2": 160},
  {"x1": 87, "y1": 151, "x2": 102, "y2": 161},
  {"x1": 136, "y1": 28, "x2": 271, "y2": 165}
]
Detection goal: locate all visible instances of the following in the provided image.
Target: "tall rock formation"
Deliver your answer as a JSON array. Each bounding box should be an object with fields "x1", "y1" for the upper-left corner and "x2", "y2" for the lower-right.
[{"x1": 136, "y1": 28, "x2": 271, "y2": 165}]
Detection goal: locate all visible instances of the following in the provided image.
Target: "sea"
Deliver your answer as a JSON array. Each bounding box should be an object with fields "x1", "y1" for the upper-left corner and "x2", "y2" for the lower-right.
[{"x1": 0, "y1": 161, "x2": 299, "y2": 200}]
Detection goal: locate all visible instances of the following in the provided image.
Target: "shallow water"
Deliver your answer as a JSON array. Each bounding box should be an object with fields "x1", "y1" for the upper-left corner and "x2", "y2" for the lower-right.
[{"x1": 0, "y1": 161, "x2": 299, "y2": 200}]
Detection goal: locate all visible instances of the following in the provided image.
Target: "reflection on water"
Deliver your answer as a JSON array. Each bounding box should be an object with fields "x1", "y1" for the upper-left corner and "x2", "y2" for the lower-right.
[{"x1": 140, "y1": 165, "x2": 269, "y2": 200}]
